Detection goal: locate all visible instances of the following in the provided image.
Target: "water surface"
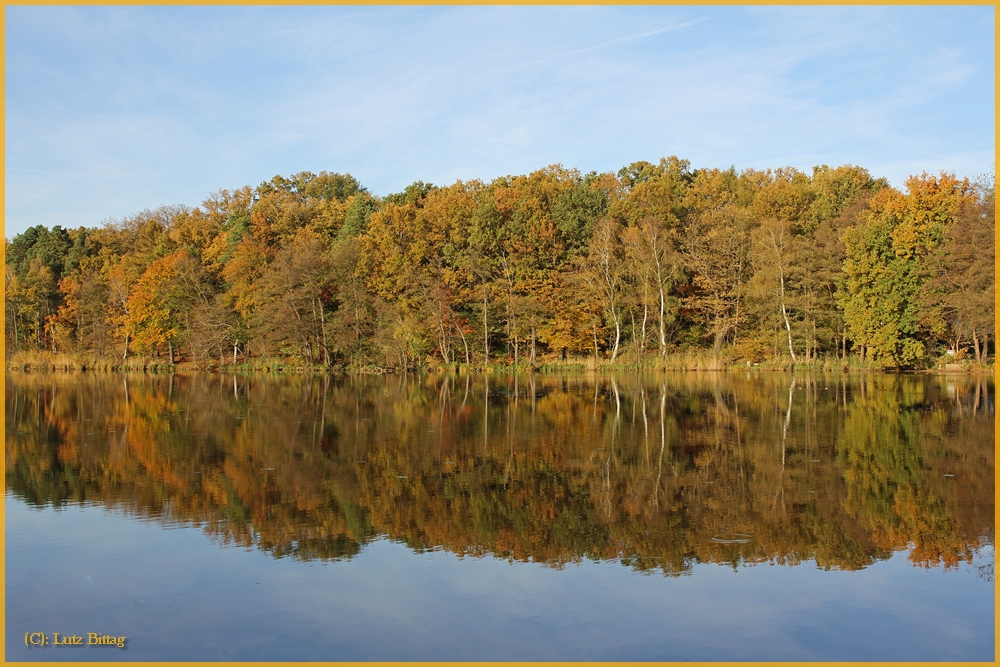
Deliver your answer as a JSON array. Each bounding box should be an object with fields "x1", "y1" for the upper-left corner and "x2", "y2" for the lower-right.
[{"x1": 5, "y1": 371, "x2": 994, "y2": 660}]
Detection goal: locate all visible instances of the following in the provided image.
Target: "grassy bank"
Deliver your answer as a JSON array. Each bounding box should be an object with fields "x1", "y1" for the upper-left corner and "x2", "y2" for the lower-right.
[
  {"x1": 7, "y1": 349, "x2": 994, "y2": 375},
  {"x1": 4, "y1": 351, "x2": 346, "y2": 374},
  {"x1": 5, "y1": 350, "x2": 178, "y2": 373}
]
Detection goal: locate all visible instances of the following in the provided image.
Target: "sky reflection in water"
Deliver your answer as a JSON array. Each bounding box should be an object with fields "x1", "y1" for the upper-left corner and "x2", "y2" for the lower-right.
[{"x1": 5, "y1": 371, "x2": 994, "y2": 660}]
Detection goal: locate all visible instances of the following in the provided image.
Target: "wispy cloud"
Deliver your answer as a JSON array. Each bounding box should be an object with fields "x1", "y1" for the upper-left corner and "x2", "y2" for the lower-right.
[
  {"x1": 477, "y1": 18, "x2": 708, "y2": 81},
  {"x1": 5, "y1": 6, "x2": 993, "y2": 237}
]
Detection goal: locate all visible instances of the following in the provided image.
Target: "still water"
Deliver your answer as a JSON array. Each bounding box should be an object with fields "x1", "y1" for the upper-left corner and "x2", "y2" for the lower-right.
[{"x1": 5, "y1": 371, "x2": 994, "y2": 661}]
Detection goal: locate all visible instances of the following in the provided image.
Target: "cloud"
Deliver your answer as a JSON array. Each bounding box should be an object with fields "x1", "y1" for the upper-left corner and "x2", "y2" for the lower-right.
[{"x1": 4, "y1": 6, "x2": 993, "y2": 237}]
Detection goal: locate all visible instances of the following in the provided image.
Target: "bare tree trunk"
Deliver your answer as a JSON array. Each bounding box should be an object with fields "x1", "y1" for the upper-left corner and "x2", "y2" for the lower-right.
[
  {"x1": 658, "y1": 284, "x2": 666, "y2": 358},
  {"x1": 439, "y1": 317, "x2": 450, "y2": 364},
  {"x1": 593, "y1": 322, "x2": 599, "y2": 366},
  {"x1": 629, "y1": 307, "x2": 638, "y2": 364},
  {"x1": 319, "y1": 298, "x2": 329, "y2": 365},
  {"x1": 811, "y1": 319, "x2": 817, "y2": 361},
  {"x1": 483, "y1": 285, "x2": 489, "y2": 366},
  {"x1": 452, "y1": 313, "x2": 470, "y2": 365},
  {"x1": 506, "y1": 304, "x2": 512, "y2": 363},
  {"x1": 640, "y1": 299, "x2": 648, "y2": 359},
  {"x1": 779, "y1": 270, "x2": 796, "y2": 362},
  {"x1": 713, "y1": 316, "x2": 725, "y2": 358},
  {"x1": 733, "y1": 258, "x2": 743, "y2": 348},
  {"x1": 609, "y1": 305, "x2": 621, "y2": 363}
]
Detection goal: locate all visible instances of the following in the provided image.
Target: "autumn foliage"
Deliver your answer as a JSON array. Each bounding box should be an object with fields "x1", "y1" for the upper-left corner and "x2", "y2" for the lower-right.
[{"x1": 5, "y1": 163, "x2": 994, "y2": 370}]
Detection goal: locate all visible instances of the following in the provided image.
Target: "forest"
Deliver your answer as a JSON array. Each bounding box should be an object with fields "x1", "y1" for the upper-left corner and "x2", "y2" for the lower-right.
[{"x1": 4, "y1": 159, "x2": 995, "y2": 371}]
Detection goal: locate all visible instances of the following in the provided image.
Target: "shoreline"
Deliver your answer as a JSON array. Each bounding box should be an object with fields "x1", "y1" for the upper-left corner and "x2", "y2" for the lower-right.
[{"x1": 5, "y1": 351, "x2": 994, "y2": 376}]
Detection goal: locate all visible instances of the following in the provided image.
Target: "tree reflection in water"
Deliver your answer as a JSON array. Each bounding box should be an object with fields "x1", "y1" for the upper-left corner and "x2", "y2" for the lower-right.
[{"x1": 5, "y1": 371, "x2": 993, "y2": 575}]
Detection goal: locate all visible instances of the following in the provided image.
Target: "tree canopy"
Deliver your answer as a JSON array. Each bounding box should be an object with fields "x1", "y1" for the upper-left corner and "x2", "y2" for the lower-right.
[{"x1": 6, "y1": 163, "x2": 993, "y2": 370}]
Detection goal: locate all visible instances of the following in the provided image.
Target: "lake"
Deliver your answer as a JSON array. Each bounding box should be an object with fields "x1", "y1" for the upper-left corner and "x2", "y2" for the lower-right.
[{"x1": 5, "y1": 371, "x2": 994, "y2": 661}]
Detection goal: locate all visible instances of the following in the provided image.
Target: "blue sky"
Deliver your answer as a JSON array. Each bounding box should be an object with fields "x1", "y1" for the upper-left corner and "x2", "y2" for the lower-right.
[{"x1": 5, "y1": 6, "x2": 995, "y2": 237}]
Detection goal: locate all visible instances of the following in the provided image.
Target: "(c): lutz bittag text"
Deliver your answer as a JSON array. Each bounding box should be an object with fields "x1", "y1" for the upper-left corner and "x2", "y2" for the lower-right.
[{"x1": 25, "y1": 632, "x2": 127, "y2": 648}]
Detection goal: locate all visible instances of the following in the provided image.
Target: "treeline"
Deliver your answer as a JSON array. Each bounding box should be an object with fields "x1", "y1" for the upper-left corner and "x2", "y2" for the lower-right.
[
  {"x1": 6, "y1": 372, "x2": 993, "y2": 572},
  {"x1": 5, "y1": 160, "x2": 994, "y2": 370}
]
